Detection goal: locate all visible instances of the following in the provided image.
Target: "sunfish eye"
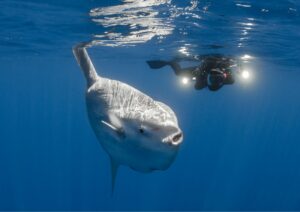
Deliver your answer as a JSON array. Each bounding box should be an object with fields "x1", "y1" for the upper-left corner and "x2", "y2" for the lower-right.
[{"x1": 139, "y1": 128, "x2": 145, "y2": 134}]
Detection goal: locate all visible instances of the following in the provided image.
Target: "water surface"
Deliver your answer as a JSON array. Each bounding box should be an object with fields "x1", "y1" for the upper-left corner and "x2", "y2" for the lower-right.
[{"x1": 0, "y1": 0, "x2": 300, "y2": 210}]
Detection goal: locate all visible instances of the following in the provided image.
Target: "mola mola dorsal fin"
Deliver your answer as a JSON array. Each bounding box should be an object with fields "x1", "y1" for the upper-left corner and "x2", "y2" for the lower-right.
[{"x1": 73, "y1": 42, "x2": 99, "y2": 87}]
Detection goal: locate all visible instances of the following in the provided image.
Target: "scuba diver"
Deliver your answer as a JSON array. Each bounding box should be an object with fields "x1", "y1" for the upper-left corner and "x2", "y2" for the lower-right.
[{"x1": 147, "y1": 54, "x2": 236, "y2": 91}]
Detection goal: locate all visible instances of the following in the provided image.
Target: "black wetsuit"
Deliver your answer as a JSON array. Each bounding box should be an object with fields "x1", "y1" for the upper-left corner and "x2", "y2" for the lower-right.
[{"x1": 168, "y1": 55, "x2": 235, "y2": 90}]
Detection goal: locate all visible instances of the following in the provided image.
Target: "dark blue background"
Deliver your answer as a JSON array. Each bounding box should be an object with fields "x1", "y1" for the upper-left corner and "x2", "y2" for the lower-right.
[{"x1": 0, "y1": 0, "x2": 300, "y2": 210}]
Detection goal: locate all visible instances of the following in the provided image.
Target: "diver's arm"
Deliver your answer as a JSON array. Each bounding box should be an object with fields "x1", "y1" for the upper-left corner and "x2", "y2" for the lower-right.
[{"x1": 73, "y1": 42, "x2": 98, "y2": 86}]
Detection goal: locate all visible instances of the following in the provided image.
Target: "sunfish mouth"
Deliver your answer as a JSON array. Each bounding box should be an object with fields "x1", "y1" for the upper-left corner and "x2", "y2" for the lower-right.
[{"x1": 162, "y1": 131, "x2": 183, "y2": 146}]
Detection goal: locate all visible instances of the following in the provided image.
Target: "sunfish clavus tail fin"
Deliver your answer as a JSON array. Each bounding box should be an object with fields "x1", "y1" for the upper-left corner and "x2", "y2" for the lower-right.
[
  {"x1": 110, "y1": 157, "x2": 119, "y2": 196},
  {"x1": 73, "y1": 42, "x2": 99, "y2": 87},
  {"x1": 146, "y1": 60, "x2": 169, "y2": 69}
]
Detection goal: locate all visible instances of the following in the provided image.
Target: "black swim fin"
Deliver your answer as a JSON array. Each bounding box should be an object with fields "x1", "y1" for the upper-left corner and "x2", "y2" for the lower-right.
[{"x1": 146, "y1": 60, "x2": 169, "y2": 69}]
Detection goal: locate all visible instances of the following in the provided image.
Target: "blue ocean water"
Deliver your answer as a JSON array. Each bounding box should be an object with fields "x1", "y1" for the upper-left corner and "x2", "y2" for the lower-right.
[{"x1": 0, "y1": 0, "x2": 300, "y2": 210}]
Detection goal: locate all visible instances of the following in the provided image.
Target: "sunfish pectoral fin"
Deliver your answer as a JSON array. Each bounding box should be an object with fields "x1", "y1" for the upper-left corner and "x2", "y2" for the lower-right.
[
  {"x1": 108, "y1": 112, "x2": 123, "y2": 129},
  {"x1": 110, "y1": 157, "x2": 119, "y2": 195},
  {"x1": 101, "y1": 120, "x2": 126, "y2": 139}
]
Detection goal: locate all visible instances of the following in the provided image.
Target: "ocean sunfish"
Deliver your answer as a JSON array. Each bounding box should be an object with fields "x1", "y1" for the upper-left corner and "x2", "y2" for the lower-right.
[{"x1": 73, "y1": 42, "x2": 183, "y2": 189}]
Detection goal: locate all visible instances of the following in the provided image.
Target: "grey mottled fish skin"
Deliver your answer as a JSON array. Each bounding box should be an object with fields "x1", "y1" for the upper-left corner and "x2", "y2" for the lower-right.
[
  {"x1": 87, "y1": 77, "x2": 182, "y2": 172},
  {"x1": 73, "y1": 42, "x2": 183, "y2": 174}
]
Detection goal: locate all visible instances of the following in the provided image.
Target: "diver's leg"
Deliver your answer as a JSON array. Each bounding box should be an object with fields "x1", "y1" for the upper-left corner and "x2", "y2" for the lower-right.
[
  {"x1": 168, "y1": 61, "x2": 196, "y2": 77},
  {"x1": 146, "y1": 60, "x2": 169, "y2": 69},
  {"x1": 73, "y1": 42, "x2": 98, "y2": 86},
  {"x1": 147, "y1": 59, "x2": 196, "y2": 78},
  {"x1": 168, "y1": 61, "x2": 182, "y2": 75}
]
